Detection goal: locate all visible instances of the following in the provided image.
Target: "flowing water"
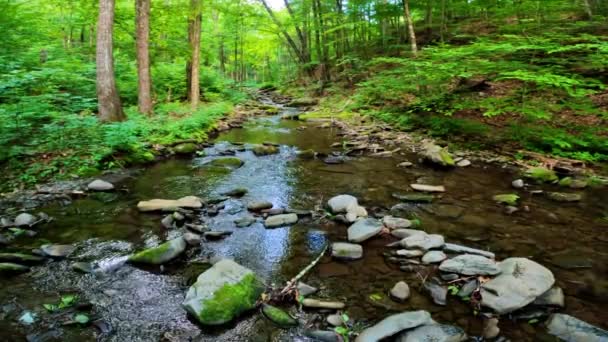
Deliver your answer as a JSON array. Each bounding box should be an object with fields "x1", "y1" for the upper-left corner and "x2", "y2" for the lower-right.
[{"x1": 1, "y1": 100, "x2": 607, "y2": 341}]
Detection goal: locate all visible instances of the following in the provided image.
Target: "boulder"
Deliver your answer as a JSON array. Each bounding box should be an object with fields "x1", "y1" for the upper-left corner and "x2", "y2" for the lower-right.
[
  {"x1": 397, "y1": 324, "x2": 467, "y2": 342},
  {"x1": 40, "y1": 244, "x2": 75, "y2": 258},
  {"x1": 512, "y1": 179, "x2": 525, "y2": 188},
  {"x1": 128, "y1": 237, "x2": 186, "y2": 265},
  {"x1": 183, "y1": 233, "x2": 202, "y2": 246},
  {"x1": 261, "y1": 304, "x2": 297, "y2": 328},
  {"x1": 533, "y1": 287, "x2": 565, "y2": 307},
  {"x1": 481, "y1": 257, "x2": 555, "y2": 314},
  {"x1": 234, "y1": 215, "x2": 256, "y2": 228},
  {"x1": 14, "y1": 213, "x2": 37, "y2": 227},
  {"x1": 401, "y1": 234, "x2": 444, "y2": 251},
  {"x1": 173, "y1": 142, "x2": 198, "y2": 154},
  {"x1": 137, "y1": 196, "x2": 203, "y2": 212},
  {"x1": 524, "y1": 167, "x2": 558, "y2": 183},
  {"x1": 331, "y1": 242, "x2": 363, "y2": 260},
  {"x1": 252, "y1": 145, "x2": 279, "y2": 156},
  {"x1": 439, "y1": 254, "x2": 500, "y2": 276},
  {"x1": 206, "y1": 157, "x2": 244, "y2": 169},
  {"x1": 422, "y1": 251, "x2": 447, "y2": 264},
  {"x1": 264, "y1": 213, "x2": 298, "y2": 228},
  {"x1": 383, "y1": 216, "x2": 412, "y2": 229},
  {"x1": 443, "y1": 243, "x2": 495, "y2": 259},
  {"x1": 247, "y1": 201, "x2": 273, "y2": 211},
  {"x1": 87, "y1": 179, "x2": 115, "y2": 191},
  {"x1": 355, "y1": 310, "x2": 433, "y2": 342},
  {"x1": 348, "y1": 218, "x2": 383, "y2": 243},
  {"x1": 420, "y1": 142, "x2": 455, "y2": 167},
  {"x1": 410, "y1": 184, "x2": 446, "y2": 193},
  {"x1": 182, "y1": 259, "x2": 264, "y2": 325},
  {"x1": 390, "y1": 281, "x2": 411, "y2": 301},
  {"x1": 546, "y1": 314, "x2": 608, "y2": 341}
]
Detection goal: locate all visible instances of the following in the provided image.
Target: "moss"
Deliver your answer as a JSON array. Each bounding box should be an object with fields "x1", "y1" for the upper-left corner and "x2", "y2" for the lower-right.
[
  {"x1": 492, "y1": 194, "x2": 520, "y2": 206},
  {"x1": 0, "y1": 262, "x2": 30, "y2": 274},
  {"x1": 524, "y1": 167, "x2": 558, "y2": 183},
  {"x1": 197, "y1": 273, "x2": 264, "y2": 325},
  {"x1": 261, "y1": 304, "x2": 297, "y2": 328},
  {"x1": 439, "y1": 148, "x2": 456, "y2": 166},
  {"x1": 558, "y1": 177, "x2": 572, "y2": 187},
  {"x1": 252, "y1": 145, "x2": 279, "y2": 156},
  {"x1": 207, "y1": 157, "x2": 244, "y2": 169},
  {"x1": 174, "y1": 143, "x2": 198, "y2": 154},
  {"x1": 128, "y1": 241, "x2": 172, "y2": 264}
]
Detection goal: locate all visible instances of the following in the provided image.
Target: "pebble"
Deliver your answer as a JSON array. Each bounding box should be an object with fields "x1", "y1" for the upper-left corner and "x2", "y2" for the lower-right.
[
  {"x1": 512, "y1": 179, "x2": 524, "y2": 188},
  {"x1": 326, "y1": 314, "x2": 344, "y2": 327},
  {"x1": 389, "y1": 281, "x2": 410, "y2": 301},
  {"x1": 483, "y1": 318, "x2": 500, "y2": 339}
]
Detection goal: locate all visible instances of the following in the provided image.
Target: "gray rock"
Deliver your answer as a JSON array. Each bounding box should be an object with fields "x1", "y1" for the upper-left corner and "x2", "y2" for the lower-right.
[
  {"x1": 247, "y1": 201, "x2": 273, "y2": 211},
  {"x1": 422, "y1": 251, "x2": 447, "y2": 264},
  {"x1": 264, "y1": 213, "x2": 298, "y2": 228},
  {"x1": 483, "y1": 318, "x2": 500, "y2": 340},
  {"x1": 128, "y1": 238, "x2": 186, "y2": 264},
  {"x1": 547, "y1": 192, "x2": 582, "y2": 202},
  {"x1": 161, "y1": 215, "x2": 174, "y2": 229},
  {"x1": 182, "y1": 259, "x2": 264, "y2": 325},
  {"x1": 87, "y1": 179, "x2": 114, "y2": 191},
  {"x1": 411, "y1": 184, "x2": 446, "y2": 193},
  {"x1": 512, "y1": 179, "x2": 525, "y2": 188},
  {"x1": 297, "y1": 282, "x2": 318, "y2": 296},
  {"x1": 14, "y1": 213, "x2": 37, "y2": 227},
  {"x1": 533, "y1": 286, "x2": 565, "y2": 307},
  {"x1": 390, "y1": 281, "x2": 410, "y2": 301},
  {"x1": 383, "y1": 216, "x2": 412, "y2": 229},
  {"x1": 40, "y1": 244, "x2": 75, "y2": 258},
  {"x1": 392, "y1": 229, "x2": 426, "y2": 239},
  {"x1": 71, "y1": 261, "x2": 94, "y2": 273},
  {"x1": 398, "y1": 161, "x2": 414, "y2": 168},
  {"x1": 355, "y1": 310, "x2": 433, "y2": 342},
  {"x1": 441, "y1": 273, "x2": 459, "y2": 281},
  {"x1": 439, "y1": 254, "x2": 500, "y2": 276},
  {"x1": 396, "y1": 249, "x2": 425, "y2": 257},
  {"x1": 401, "y1": 234, "x2": 445, "y2": 250},
  {"x1": 222, "y1": 187, "x2": 248, "y2": 197},
  {"x1": 397, "y1": 324, "x2": 467, "y2": 342},
  {"x1": 327, "y1": 314, "x2": 345, "y2": 327},
  {"x1": 546, "y1": 314, "x2": 608, "y2": 342},
  {"x1": 424, "y1": 278, "x2": 447, "y2": 305},
  {"x1": 332, "y1": 242, "x2": 363, "y2": 260},
  {"x1": 0, "y1": 217, "x2": 14, "y2": 227},
  {"x1": 234, "y1": 215, "x2": 256, "y2": 228},
  {"x1": 327, "y1": 194, "x2": 358, "y2": 213},
  {"x1": 348, "y1": 218, "x2": 383, "y2": 243},
  {"x1": 420, "y1": 142, "x2": 455, "y2": 167},
  {"x1": 137, "y1": 196, "x2": 203, "y2": 212},
  {"x1": 458, "y1": 279, "x2": 478, "y2": 298},
  {"x1": 481, "y1": 257, "x2": 555, "y2": 314},
  {"x1": 183, "y1": 232, "x2": 202, "y2": 246},
  {"x1": 301, "y1": 299, "x2": 345, "y2": 309},
  {"x1": 390, "y1": 203, "x2": 418, "y2": 218},
  {"x1": 305, "y1": 330, "x2": 340, "y2": 342},
  {"x1": 456, "y1": 159, "x2": 471, "y2": 167},
  {"x1": 443, "y1": 243, "x2": 495, "y2": 259}
]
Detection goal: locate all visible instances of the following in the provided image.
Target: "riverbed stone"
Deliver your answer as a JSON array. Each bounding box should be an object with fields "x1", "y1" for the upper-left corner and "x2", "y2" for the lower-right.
[
  {"x1": 483, "y1": 318, "x2": 500, "y2": 340},
  {"x1": 0, "y1": 253, "x2": 44, "y2": 264},
  {"x1": 252, "y1": 145, "x2": 279, "y2": 156},
  {"x1": 182, "y1": 259, "x2": 264, "y2": 325},
  {"x1": 264, "y1": 213, "x2": 298, "y2": 228},
  {"x1": 14, "y1": 213, "x2": 37, "y2": 227},
  {"x1": 559, "y1": 177, "x2": 588, "y2": 189},
  {"x1": 392, "y1": 229, "x2": 425, "y2": 239},
  {"x1": 234, "y1": 215, "x2": 256, "y2": 228},
  {"x1": 425, "y1": 278, "x2": 448, "y2": 305},
  {"x1": 173, "y1": 142, "x2": 198, "y2": 154},
  {"x1": 512, "y1": 179, "x2": 525, "y2": 188},
  {"x1": 533, "y1": 286, "x2": 565, "y2": 307},
  {"x1": 247, "y1": 200, "x2": 273, "y2": 211},
  {"x1": 546, "y1": 314, "x2": 608, "y2": 341},
  {"x1": 481, "y1": 257, "x2": 555, "y2": 314},
  {"x1": 355, "y1": 310, "x2": 433, "y2": 342},
  {"x1": 392, "y1": 193, "x2": 435, "y2": 203},
  {"x1": 456, "y1": 159, "x2": 471, "y2": 167},
  {"x1": 137, "y1": 196, "x2": 203, "y2": 212},
  {"x1": 383, "y1": 216, "x2": 412, "y2": 229},
  {"x1": 0, "y1": 262, "x2": 30, "y2": 274},
  {"x1": 297, "y1": 282, "x2": 318, "y2": 296},
  {"x1": 546, "y1": 192, "x2": 582, "y2": 202},
  {"x1": 222, "y1": 187, "x2": 248, "y2": 197},
  {"x1": 439, "y1": 254, "x2": 499, "y2": 276},
  {"x1": 261, "y1": 304, "x2": 297, "y2": 328},
  {"x1": 420, "y1": 142, "x2": 455, "y2": 167},
  {"x1": 401, "y1": 234, "x2": 445, "y2": 250},
  {"x1": 422, "y1": 251, "x2": 447, "y2": 264},
  {"x1": 40, "y1": 244, "x2": 75, "y2": 258},
  {"x1": 390, "y1": 281, "x2": 410, "y2": 301},
  {"x1": 524, "y1": 167, "x2": 558, "y2": 183},
  {"x1": 396, "y1": 249, "x2": 425, "y2": 257},
  {"x1": 397, "y1": 324, "x2": 467, "y2": 342},
  {"x1": 161, "y1": 215, "x2": 174, "y2": 229},
  {"x1": 331, "y1": 242, "x2": 363, "y2": 260},
  {"x1": 411, "y1": 184, "x2": 446, "y2": 193},
  {"x1": 347, "y1": 218, "x2": 383, "y2": 243},
  {"x1": 183, "y1": 233, "x2": 202, "y2": 246},
  {"x1": 87, "y1": 179, "x2": 114, "y2": 191},
  {"x1": 443, "y1": 243, "x2": 495, "y2": 259},
  {"x1": 328, "y1": 194, "x2": 367, "y2": 222},
  {"x1": 305, "y1": 330, "x2": 340, "y2": 342},
  {"x1": 207, "y1": 157, "x2": 244, "y2": 169},
  {"x1": 128, "y1": 237, "x2": 186, "y2": 264},
  {"x1": 327, "y1": 314, "x2": 345, "y2": 327},
  {"x1": 71, "y1": 261, "x2": 94, "y2": 273}
]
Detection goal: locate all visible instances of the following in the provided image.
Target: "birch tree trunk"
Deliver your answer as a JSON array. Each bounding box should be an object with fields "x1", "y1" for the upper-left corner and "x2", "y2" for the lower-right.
[
  {"x1": 135, "y1": 0, "x2": 153, "y2": 115},
  {"x1": 187, "y1": 0, "x2": 202, "y2": 108},
  {"x1": 403, "y1": 0, "x2": 418, "y2": 56}
]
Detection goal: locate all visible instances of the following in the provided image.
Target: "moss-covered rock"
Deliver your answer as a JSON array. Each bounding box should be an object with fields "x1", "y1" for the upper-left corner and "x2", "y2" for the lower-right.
[
  {"x1": 524, "y1": 167, "x2": 558, "y2": 183},
  {"x1": 492, "y1": 194, "x2": 520, "y2": 206},
  {"x1": 173, "y1": 143, "x2": 198, "y2": 154},
  {"x1": 420, "y1": 142, "x2": 455, "y2": 167},
  {"x1": 0, "y1": 262, "x2": 30, "y2": 274},
  {"x1": 128, "y1": 237, "x2": 186, "y2": 265},
  {"x1": 261, "y1": 304, "x2": 297, "y2": 328},
  {"x1": 206, "y1": 157, "x2": 244, "y2": 169},
  {"x1": 252, "y1": 145, "x2": 279, "y2": 156},
  {"x1": 182, "y1": 259, "x2": 264, "y2": 325},
  {"x1": 0, "y1": 253, "x2": 44, "y2": 264},
  {"x1": 288, "y1": 97, "x2": 318, "y2": 107},
  {"x1": 558, "y1": 177, "x2": 588, "y2": 189},
  {"x1": 296, "y1": 149, "x2": 316, "y2": 159},
  {"x1": 547, "y1": 192, "x2": 582, "y2": 202}
]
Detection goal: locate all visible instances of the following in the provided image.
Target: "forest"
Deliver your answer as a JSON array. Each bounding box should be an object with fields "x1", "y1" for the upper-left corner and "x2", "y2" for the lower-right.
[{"x1": 0, "y1": 0, "x2": 607, "y2": 341}]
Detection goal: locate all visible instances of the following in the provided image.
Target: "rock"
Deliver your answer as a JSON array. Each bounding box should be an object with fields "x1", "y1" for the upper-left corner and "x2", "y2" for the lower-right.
[
  {"x1": 297, "y1": 149, "x2": 316, "y2": 159},
  {"x1": 264, "y1": 213, "x2": 298, "y2": 228},
  {"x1": 398, "y1": 161, "x2": 414, "y2": 168},
  {"x1": 137, "y1": 196, "x2": 203, "y2": 212},
  {"x1": 0, "y1": 253, "x2": 44, "y2": 264},
  {"x1": 207, "y1": 157, "x2": 244, "y2": 169},
  {"x1": 323, "y1": 156, "x2": 345, "y2": 164},
  {"x1": 390, "y1": 203, "x2": 418, "y2": 217},
  {"x1": 327, "y1": 194, "x2": 367, "y2": 223},
  {"x1": 332, "y1": 242, "x2": 363, "y2": 260},
  {"x1": 297, "y1": 282, "x2": 318, "y2": 296},
  {"x1": 301, "y1": 299, "x2": 345, "y2": 310},
  {"x1": 247, "y1": 201, "x2": 273, "y2": 211},
  {"x1": 392, "y1": 229, "x2": 425, "y2": 239},
  {"x1": 348, "y1": 218, "x2": 383, "y2": 243},
  {"x1": 173, "y1": 212, "x2": 185, "y2": 221},
  {"x1": 401, "y1": 234, "x2": 445, "y2": 251},
  {"x1": 524, "y1": 167, "x2": 558, "y2": 183},
  {"x1": 327, "y1": 314, "x2": 345, "y2": 327},
  {"x1": 512, "y1": 179, "x2": 525, "y2": 188},
  {"x1": 289, "y1": 97, "x2": 318, "y2": 107},
  {"x1": 443, "y1": 243, "x2": 495, "y2": 259},
  {"x1": 458, "y1": 279, "x2": 478, "y2": 298},
  {"x1": 185, "y1": 223, "x2": 208, "y2": 233},
  {"x1": 481, "y1": 257, "x2": 555, "y2": 314},
  {"x1": 456, "y1": 159, "x2": 471, "y2": 167},
  {"x1": 546, "y1": 314, "x2": 608, "y2": 341},
  {"x1": 483, "y1": 318, "x2": 500, "y2": 340},
  {"x1": 345, "y1": 205, "x2": 367, "y2": 223},
  {"x1": 14, "y1": 213, "x2": 37, "y2": 227},
  {"x1": 305, "y1": 330, "x2": 340, "y2": 342},
  {"x1": 173, "y1": 142, "x2": 198, "y2": 154},
  {"x1": 493, "y1": 194, "x2": 519, "y2": 206},
  {"x1": 0, "y1": 262, "x2": 30, "y2": 274},
  {"x1": 182, "y1": 259, "x2": 264, "y2": 325},
  {"x1": 422, "y1": 251, "x2": 447, "y2": 264},
  {"x1": 40, "y1": 244, "x2": 75, "y2": 258},
  {"x1": 261, "y1": 304, "x2": 297, "y2": 328},
  {"x1": 234, "y1": 215, "x2": 256, "y2": 228},
  {"x1": 204, "y1": 231, "x2": 232, "y2": 239},
  {"x1": 559, "y1": 177, "x2": 588, "y2": 189},
  {"x1": 128, "y1": 237, "x2": 186, "y2": 265},
  {"x1": 424, "y1": 278, "x2": 447, "y2": 305},
  {"x1": 397, "y1": 324, "x2": 467, "y2": 342},
  {"x1": 439, "y1": 254, "x2": 500, "y2": 276},
  {"x1": 71, "y1": 261, "x2": 94, "y2": 273},
  {"x1": 396, "y1": 249, "x2": 425, "y2": 257},
  {"x1": 390, "y1": 281, "x2": 410, "y2": 301},
  {"x1": 355, "y1": 310, "x2": 433, "y2": 342},
  {"x1": 87, "y1": 179, "x2": 114, "y2": 191},
  {"x1": 546, "y1": 192, "x2": 582, "y2": 202},
  {"x1": 183, "y1": 233, "x2": 202, "y2": 246},
  {"x1": 252, "y1": 145, "x2": 279, "y2": 156},
  {"x1": 1, "y1": 217, "x2": 14, "y2": 227},
  {"x1": 420, "y1": 142, "x2": 455, "y2": 167},
  {"x1": 411, "y1": 184, "x2": 446, "y2": 193},
  {"x1": 383, "y1": 216, "x2": 412, "y2": 229},
  {"x1": 161, "y1": 215, "x2": 174, "y2": 229},
  {"x1": 533, "y1": 286, "x2": 565, "y2": 307},
  {"x1": 222, "y1": 188, "x2": 248, "y2": 197},
  {"x1": 505, "y1": 206, "x2": 519, "y2": 214},
  {"x1": 392, "y1": 193, "x2": 435, "y2": 203}
]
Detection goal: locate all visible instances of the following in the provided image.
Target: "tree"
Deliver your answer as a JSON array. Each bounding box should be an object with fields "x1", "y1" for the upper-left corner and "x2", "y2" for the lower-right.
[
  {"x1": 403, "y1": 0, "x2": 418, "y2": 56},
  {"x1": 135, "y1": 0, "x2": 153, "y2": 115},
  {"x1": 187, "y1": 0, "x2": 202, "y2": 108},
  {"x1": 96, "y1": 0, "x2": 124, "y2": 122}
]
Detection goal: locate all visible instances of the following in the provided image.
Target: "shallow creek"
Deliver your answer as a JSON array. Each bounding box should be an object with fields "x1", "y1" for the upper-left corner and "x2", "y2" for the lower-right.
[{"x1": 1, "y1": 102, "x2": 607, "y2": 341}]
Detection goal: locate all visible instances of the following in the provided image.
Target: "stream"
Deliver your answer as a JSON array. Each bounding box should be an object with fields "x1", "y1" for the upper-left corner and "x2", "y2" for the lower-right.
[{"x1": 1, "y1": 98, "x2": 607, "y2": 341}]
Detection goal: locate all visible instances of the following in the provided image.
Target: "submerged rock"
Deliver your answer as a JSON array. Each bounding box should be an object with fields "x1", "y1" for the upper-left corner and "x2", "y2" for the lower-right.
[
  {"x1": 183, "y1": 233, "x2": 202, "y2": 246},
  {"x1": 261, "y1": 304, "x2": 297, "y2": 328},
  {"x1": 128, "y1": 237, "x2": 186, "y2": 265},
  {"x1": 410, "y1": 184, "x2": 446, "y2": 193},
  {"x1": 420, "y1": 142, "x2": 455, "y2": 167},
  {"x1": 355, "y1": 310, "x2": 433, "y2": 342},
  {"x1": 173, "y1": 142, "x2": 198, "y2": 154},
  {"x1": 222, "y1": 187, "x2": 248, "y2": 197},
  {"x1": 546, "y1": 192, "x2": 582, "y2": 202},
  {"x1": 71, "y1": 261, "x2": 94, "y2": 273},
  {"x1": 252, "y1": 145, "x2": 279, "y2": 156},
  {"x1": 392, "y1": 193, "x2": 435, "y2": 203},
  {"x1": 439, "y1": 254, "x2": 500, "y2": 276},
  {"x1": 0, "y1": 262, "x2": 30, "y2": 274},
  {"x1": 390, "y1": 281, "x2": 410, "y2": 301},
  {"x1": 182, "y1": 259, "x2": 264, "y2": 325},
  {"x1": 524, "y1": 167, "x2": 558, "y2": 183},
  {"x1": 206, "y1": 157, "x2": 244, "y2": 169},
  {"x1": 234, "y1": 215, "x2": 256, "y2": 228},
  {"x1": 397, "y1": 324, "x2": 467, "y2": 342},
  {"x1": 546, "y1": 313, "x2": 608, "y2": 341},
  {"x1": 14, "y1": 213, "x2": 37, "y2": 227},
  {"x1": 264, "y1": 213, "x2": 298, "y2": 228},
  {"x1": 137, "y1": 196, "x2": 203, "y2": 212},
  {"x1": 331, "y1": 242, "x2": 363, "y2": 260},
  {"x1": 481, "y1": 257, "x2": 555, "y2": 314},
  {"x1": 40, "y1": 244, "x2": 75, "y2": 258},
  {"x1": 87, "y1": 179, "x2": 115, "y2": 191},
  {"x1": 348, "y1": 218, "x2": 383, "y2": 243}
]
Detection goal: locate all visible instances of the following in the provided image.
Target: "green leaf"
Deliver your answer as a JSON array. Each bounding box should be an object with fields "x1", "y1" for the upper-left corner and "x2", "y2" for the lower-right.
[
  {"x1": 43, "y1": 303, "x2": 57, "y2": 312},
  {"x1": 74, "y1": 314, "x2": 90, "y2": 324},
  {"x1": 528, "y1": 318, "x2": 539, "y2": 324},
  {"x1": 341, "y1": 313, "x2": 350, "y2": 323},
  {"x1": 60, "y1": 295, "x2": 76, "y2": 307}
]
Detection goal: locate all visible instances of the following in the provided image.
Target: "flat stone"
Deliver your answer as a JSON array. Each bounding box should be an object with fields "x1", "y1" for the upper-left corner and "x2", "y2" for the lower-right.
[
  {"x1": 234, "y1": 215, "x2": 256, "y2": 228},
  {"x1": 546, "y1": 192, "x2": 582, "y2": 202},
  {"x1": 411, "y1": 184, "x2": 446, "y2": 193},
  {"x1": 87, "y1": 179, "x2": 114, "y2": 191},
  {"x1": 422, "y1": 251, "x2": 447, "y2": 264},
  {"x1": 383, "y1": 216, "x2": 412, "y2": 229},
  {"x1": 392, "y1": 229, "x2": 426, "y2": 239},
  {"x1": 206, "y1": 157, "x2": 244, "y2": 169},
  {"x1": 305, "y1": 330, "x2": 341, "y2": 342},
  {"x1": 392, "y1": 193, "x2": 435, "y2": 203},
  {"x1": 137, "y1": 196, "x2": 203, "y2": 212},
  {"x1": 397, "y1": 324, "x2": 467, "y2": 342},
  {"x1": 331, "y1": 242, "x2": 363, "y2": 260},
  {"x1": 512, "y1": 179, "x2": 525, "y2": 188},
  {"x1": 264, "y1": 213, "x2": 298, "y2": 228},
  {"x1": 301, "y1": 299, "x2": 345, "y2": 310},
  {"x1": 398, "y1": 161, "x2": 413, "y2": 168},
  {"x1": 401, "y1": 234, "x2": 445, "y2": 251},
  {"x1": 439, "y1": 254, "x2": 500, "y2": 276},
  {"x1": 355, "y1": 310, "x2": 433, "y2": 342},
  {"x1": 128, "y1": 237, "x2": 186, "y2": 265},
  {"x1": 183, "y1": 233, "x2": 202, "y2": 246},
  {"x1": 247, "y1": 201, "x2": 273, "y2": 211},
  {"x1": 443, "y1": 243, "x2": 495, "y2": 259},
  {"x1": 456, "y1": 159, "x2": 471, "y2": 167},
  {"x1": 40, "y1": 244, "x2": 75, "y2": 258},
  {"x1": 396, "y1": 249, "x2": 425, "y2": 257},
  {"x1": 546, "y1": 314, "x2": 608, "y2": 341},
  {"x1": 458, "y1": 280, "x2": 478, "y2": 298},
  {"x1": 327, "y1": 314, "x2": 345, "y2": 327},
  {"x1": 222, "y1": 188, "x2": 248, "y2": 197},
  {"x1": 14, "y1": 213, "x2": 37, "y2": 227},
  {"x1": 424, "y1": 278, "x2": 447, "y2": 305},
  {"x1": 533, "y1": 286, "x2": 565, "y2": 307},
  {"x1": 481, "y1": 257, "x2": 555, "y2": 314},
  {"x1": 348, "y1": 218, "x2": 383, "y2": 243},
  {"x1": 71, "y1": 261, "x2": 94, "y2": 273},
  {"x1": 390, "y1": 281, "x2": 410, "y2": 301},
  {"x1": 297, "y1": 282, "x2": 318, "y2": 296}
]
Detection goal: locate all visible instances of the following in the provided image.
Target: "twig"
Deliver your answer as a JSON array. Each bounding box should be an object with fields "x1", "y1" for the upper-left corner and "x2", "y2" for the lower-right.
[{"x1": 280, "y1": 243, "x2": 328, "y2": 295}]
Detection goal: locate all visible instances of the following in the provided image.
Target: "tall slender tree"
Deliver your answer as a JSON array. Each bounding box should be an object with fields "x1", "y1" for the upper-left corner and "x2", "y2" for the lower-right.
[
  {"x1": 187, "y1": 0, "x2": 202, "y2": 108},
  {"x1": 135, "y1": 0, "x2": 153, "y2": 115},
  {"x1": 403, "y1": 0, "x2": 418, "y2": 56},
  {"x1": 96, "y1": 0, "x2": 124, "y2": 122}
]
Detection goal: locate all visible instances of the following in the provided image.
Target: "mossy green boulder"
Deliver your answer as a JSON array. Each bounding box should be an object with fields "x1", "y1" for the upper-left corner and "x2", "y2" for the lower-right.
[
  {"x1": 524, "y1": 167, "x2": 558, "y2": 183},
  {"x1": 558, "y1": 177, "x2": 588, "y2": 189},
  {"x1": 173, "y1": 143, "x2": 198, "y2": 154},
  {"x1": 492, "y1": 194, "x2": 520, "y2": 206},
  {"x1": 261, "y1": 304, "x2": 297, "y2": 328},
  {"x1": 206, "y1": 157, "x2": 244, "y2": 169},
  {"x1": 128, "y1": 237, "x2": 187, "y2": 265},
  {"x1": 547, "y1": 192, "x2": 582, "y2": 202},
  {"x1": 182, "y1": 259, "x2": 264, "y2": 325},
  {"x1": 420, "y1": 142, "x2": 455, "y2": 167},
  {"x1": 252, "y1": 145, "x2": 279, "y2": 156}
]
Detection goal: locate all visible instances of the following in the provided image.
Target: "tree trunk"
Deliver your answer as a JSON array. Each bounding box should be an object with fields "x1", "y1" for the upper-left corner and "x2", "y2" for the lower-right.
[
  {"x1": 187, "y1": 0, "x2": 202, "y2": 108},
  {"x1": 135, "y1": 0, "x2": 153, "y2": 115},
  {"x1": 403, "y1": 0, "x2": 418, "y2": 56},
  {"x1": 96, "y1": 0, "x2": 124, "y2": 122},
  {"x1": 582, "y1": 0, "x2": 594, "y2": 19}
]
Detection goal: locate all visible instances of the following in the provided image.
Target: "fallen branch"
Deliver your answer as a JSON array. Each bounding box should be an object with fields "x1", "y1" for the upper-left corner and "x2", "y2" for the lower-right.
[{"x1": 280, "y1": 243, "x2": 328, "y2": 295}]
